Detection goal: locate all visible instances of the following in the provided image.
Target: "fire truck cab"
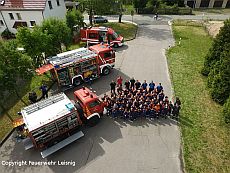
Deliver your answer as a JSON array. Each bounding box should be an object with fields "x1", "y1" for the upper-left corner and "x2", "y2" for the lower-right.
[
  {"x1": 80, "y1": 26, "x2": 124, "y2": 48},
  {"x1": 74, "y1": 87, "x2": 105, "y2": 126},
  {"x1": 36, "y1": 44, "x2": 115, "y2": 88}
]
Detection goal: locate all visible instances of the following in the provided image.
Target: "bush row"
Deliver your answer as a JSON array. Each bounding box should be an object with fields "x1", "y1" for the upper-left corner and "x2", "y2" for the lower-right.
[{"x1": 202, "y1": 19, "x2": 230, "y2": 123}]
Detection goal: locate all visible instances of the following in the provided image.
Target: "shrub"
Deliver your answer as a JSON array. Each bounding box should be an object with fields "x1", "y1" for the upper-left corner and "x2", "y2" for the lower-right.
[
  {"x1": 202, "y1": 19, "x2": 230, "y2": 76},
  {"x1": 207, "y1": 52, "x2": 230, "y2": 104},
  {"x1": 202, "y1": 19, "x2": 230, "y2": 104},
  {"x1": 1, "y1": 29, "x2": 15, "y2": 39},
  {"x1": 223, "y1": 97, "x2": 230, "y2": 124}
]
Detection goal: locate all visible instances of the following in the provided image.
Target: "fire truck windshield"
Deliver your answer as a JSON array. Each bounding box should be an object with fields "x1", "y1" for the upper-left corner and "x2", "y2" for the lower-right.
[{"x1": 88, "y1": 100, "x2": 101, "y2": 108}]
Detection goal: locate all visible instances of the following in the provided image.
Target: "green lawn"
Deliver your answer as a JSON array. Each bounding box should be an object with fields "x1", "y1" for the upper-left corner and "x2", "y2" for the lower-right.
[
  {"x1": 95, "y1": 22, "x2": 137, "y2": 41},
  {"x1": 167, "y1": 20, "x2": 230, "y2": 173},
  {"x1": 0, "y1": 74, "x2": 52, "y2": 141}
]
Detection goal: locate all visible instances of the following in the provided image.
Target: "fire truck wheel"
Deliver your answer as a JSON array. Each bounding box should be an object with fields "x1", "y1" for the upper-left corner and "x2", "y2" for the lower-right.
[
  {"x1": 102, "y1": 67, "x2": 110, "y2": 75},
  {"x1": 73, "y1": 77, "x2": 83, "y2": 86},
  {"x1": 88, "y1": 116, "x2": 100, "y2": 127}
]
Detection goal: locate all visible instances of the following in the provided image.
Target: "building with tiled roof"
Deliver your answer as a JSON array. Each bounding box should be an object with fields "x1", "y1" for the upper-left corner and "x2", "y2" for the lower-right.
[{"x1": 0, "y1": 0, "x2": 66, "y2": 34}]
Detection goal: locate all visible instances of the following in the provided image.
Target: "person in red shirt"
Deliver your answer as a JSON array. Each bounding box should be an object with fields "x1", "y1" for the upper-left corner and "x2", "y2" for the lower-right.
[{"x1": 117, "y1": 76, "x2": 123, "y2": 87}]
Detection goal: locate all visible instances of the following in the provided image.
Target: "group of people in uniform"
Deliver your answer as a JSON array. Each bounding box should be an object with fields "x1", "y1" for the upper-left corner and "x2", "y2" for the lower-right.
[{"x1": 101, "y1": 77, "x2": 181, "y2": 121}]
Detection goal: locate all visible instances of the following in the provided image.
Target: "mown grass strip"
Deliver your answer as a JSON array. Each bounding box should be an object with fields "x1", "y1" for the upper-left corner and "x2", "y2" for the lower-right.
[{"x1": 167, "y1": 21, "x2": 230, "y2": 173}]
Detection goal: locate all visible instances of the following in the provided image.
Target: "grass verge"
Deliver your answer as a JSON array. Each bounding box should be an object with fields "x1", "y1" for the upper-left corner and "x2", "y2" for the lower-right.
[
  {"x1": 0, "y1": 74, "x2": 52, "y2": 140},
  {"x1": 167, "y1": 20, "x2": 230, "y2": 173},
  {"x1": 193, "y1": 8, "x2": 230, "y2": 15},
  {"x1": 96, "y1": 22, "x2": 137, "y2": 41}
]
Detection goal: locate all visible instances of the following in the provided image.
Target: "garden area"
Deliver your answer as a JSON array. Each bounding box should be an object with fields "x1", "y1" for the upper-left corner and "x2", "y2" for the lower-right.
[{"x1": 167, "y1": 20, "x2": 230, "y2": 173}]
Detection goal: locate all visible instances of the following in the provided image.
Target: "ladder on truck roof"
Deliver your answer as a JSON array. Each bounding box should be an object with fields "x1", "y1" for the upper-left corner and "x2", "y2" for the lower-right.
[
  {"x1": 23, "y1": 93, "x2": 65, "y2": 115},
  {"x1": 48, "y1": 48, "x2": 97, "y2": 67}
]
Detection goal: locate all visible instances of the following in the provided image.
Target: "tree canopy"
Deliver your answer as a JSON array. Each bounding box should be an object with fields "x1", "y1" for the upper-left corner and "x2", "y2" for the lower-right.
[
  {"x1": 17, "y1": 18, "x2": 72, "y2": 67},
  {"x1": 17, "y1": 27, "x2": 50, "y2": 67},
  {"x1": 41, "y1": 18, "x2": 72, "y2": 56},
  {"x1": 66, "y1": 9, "x2": 84, "y2": 33},
  {"x1": 202, "y1": 19, "x2": 230, "y2": 104},
  {"x1": 0, "y1": 40, "x2": 33, "y2": 104}
]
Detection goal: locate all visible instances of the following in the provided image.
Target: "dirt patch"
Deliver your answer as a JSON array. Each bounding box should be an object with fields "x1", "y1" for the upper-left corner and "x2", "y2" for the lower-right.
[{"x1": 204, "y1": 21, "x2": 224, "y2": 38}]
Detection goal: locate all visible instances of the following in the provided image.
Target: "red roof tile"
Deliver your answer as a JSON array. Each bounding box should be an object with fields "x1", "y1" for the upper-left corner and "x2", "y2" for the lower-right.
[{"x1": 0, "y1": 0, "x2": 47, "y2": 10}]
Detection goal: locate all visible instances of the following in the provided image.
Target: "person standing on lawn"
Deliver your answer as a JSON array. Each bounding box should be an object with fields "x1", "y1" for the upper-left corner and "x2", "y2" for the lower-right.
[{"x1": 40, "y1": 84, "x2": 48, "y2": 99}]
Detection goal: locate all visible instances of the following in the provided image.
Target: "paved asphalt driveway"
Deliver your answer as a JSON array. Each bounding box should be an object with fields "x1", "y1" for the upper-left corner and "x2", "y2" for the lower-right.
[{"x1": 0, "y1": 16, "x2": 181, "y2": 173}]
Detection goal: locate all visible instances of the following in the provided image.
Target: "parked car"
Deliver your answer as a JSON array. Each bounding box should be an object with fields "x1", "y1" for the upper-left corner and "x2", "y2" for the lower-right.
[{"x1": 93, "y1": 16, "x2": 108, "y2": 23}]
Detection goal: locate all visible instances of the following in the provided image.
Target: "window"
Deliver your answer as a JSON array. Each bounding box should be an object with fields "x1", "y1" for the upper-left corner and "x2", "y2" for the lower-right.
[
  {"x1": 16, "y1": 13, "x2": 22, "y2": 20},
  {"x1": 104, "y1": 52, "x2": 112, "y2": 58},
  {"x1": 30, "y1": 21, "x2": 36, "y2": 26},
  {"x1": 88, "y1": 100, "x2": 100, "y2": 108},
  {"x1": 0, "y1": 20, "x2": 4, "y2": 26},
  {"x1": 89, "y1": 33, "x2": 97, "y2": 39},
  {"x1": 56, "y1": 0, "x2": 60, "y2": 6},
  {"x1": 9, "y1": 13, "x2": 14, "y2": 20},
  {"x1": 48, "y1": 1, "x2": 53, "y2": 9}
]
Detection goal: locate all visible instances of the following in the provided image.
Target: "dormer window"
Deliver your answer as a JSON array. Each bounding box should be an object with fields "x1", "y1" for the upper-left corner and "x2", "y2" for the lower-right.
[
  {"x1": 48, "y1": 1, "x2": 53, "y2": 9},
  {"x1": 9, "y1": 13, "x2": 14, "y2": 20},
  {"x1": 16, "y1": 13, "x2": 22, "y2": 20},
  {"x1": 56, "y1": 0, "x2": 60, "y2": 6}
]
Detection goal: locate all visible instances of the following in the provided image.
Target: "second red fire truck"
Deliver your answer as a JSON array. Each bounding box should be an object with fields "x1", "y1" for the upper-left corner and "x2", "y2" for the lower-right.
[
  {"x1": 36, "y1": 44, "x2": 115, "y2": 88},
  {"x1": 80, "y1": 26, "x2": 124, "y2": 48}
]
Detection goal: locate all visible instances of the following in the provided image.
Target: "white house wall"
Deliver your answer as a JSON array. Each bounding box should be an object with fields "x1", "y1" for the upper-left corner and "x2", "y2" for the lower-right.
[
  {"x1": 43, "y1": 0, "x2": 66, "y2": 20},
  {"x1": 0, "y1": 12, "x2": 7, "y2": 34},
  {"x1": 1, "y1": 10, "x2": 43, "y2": 34}
]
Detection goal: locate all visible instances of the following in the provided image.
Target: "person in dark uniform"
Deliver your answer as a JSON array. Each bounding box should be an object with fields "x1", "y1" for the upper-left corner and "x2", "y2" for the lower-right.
[
  {"x1": 124, "y1": 79, "x2": 130, "y2": 90},
  {"x1": 156, "y1": 83, "x2": 163, "y2": 94},
  {"x1": 158, "y1": 90, "x2": 165, "y2": 102},
  {"x1": 141, "y1": 80, "x2": 148, "y2": 90},
  {"x1": 135, "y1": 80, "x2": 141, "y2": 90},
  {"x1": 130, "y1": 77, "x2": 135, "y2": 90},
  {"x1": 40, "y1": 84, "x2": 48, "y2": 99},
  {"x1": 110, "y1": 80, "x2": 116, "y2": 94},
  {"x1": 149, "y1": 81, "x2": 155, "y2": 92}
]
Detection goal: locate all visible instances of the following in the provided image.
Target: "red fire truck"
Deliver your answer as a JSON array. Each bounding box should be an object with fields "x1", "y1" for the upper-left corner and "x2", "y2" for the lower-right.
[
  {"x1": 80, "y1": 26, "x2": 124, "y2": 48},
  {"x1": 18, "y1": 87, "x2": 105, "y2": 158},
  {"x1": 36, "y1": 44, "x2": 115, "y2": 87}
]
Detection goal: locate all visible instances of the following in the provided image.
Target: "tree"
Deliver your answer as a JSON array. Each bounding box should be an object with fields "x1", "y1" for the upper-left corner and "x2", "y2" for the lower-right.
[
  {"x1": 66, "y1": 9, "x2": 84, "y2": 33},
  {"x1": 202, "y1": 19, "x2": 230, "y2": 76},
  {"x1": 0, "y1": 40, "x2": 33, "y2": 107},
  {"x1": 17, "y1": 27, "x2": 50, "y2": 67},
  {"x1": 202, "y1": 19, "x2": 230, "y2": 104},
  {"x1": 207, "y1": 50, "x2": 230, "y2": 104},
  {"x1": 133, "y1": 0, "x2": 148, "y2": 9},
  {"x1": 41, "y1": 18, "x2": 72, "y2": 56}
]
